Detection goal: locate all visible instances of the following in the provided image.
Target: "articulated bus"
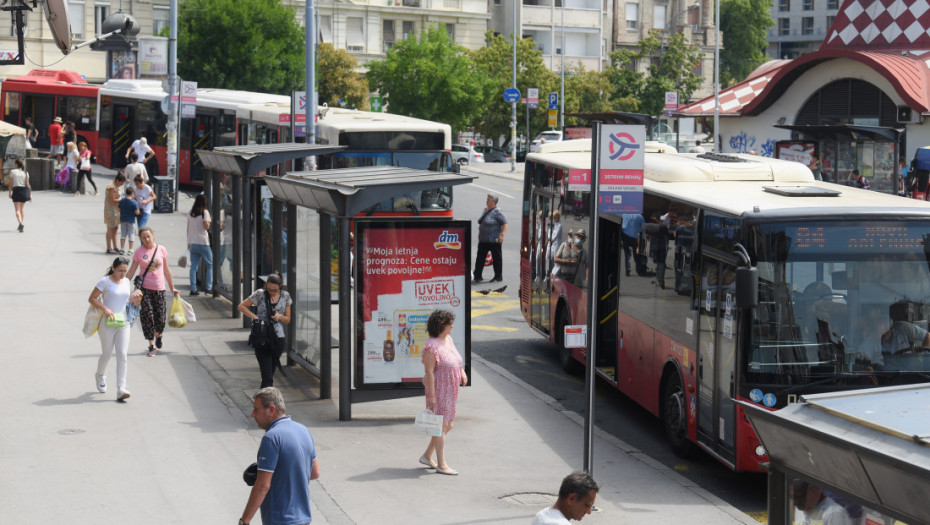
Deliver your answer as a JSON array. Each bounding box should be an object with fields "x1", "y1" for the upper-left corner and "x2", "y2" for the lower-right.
[
  {"x1": 522, "y1": 139, "x2": 930, "y2": 471},
  {"x1": 0, "y1": 69, "x2": 100, "y2": 152}
]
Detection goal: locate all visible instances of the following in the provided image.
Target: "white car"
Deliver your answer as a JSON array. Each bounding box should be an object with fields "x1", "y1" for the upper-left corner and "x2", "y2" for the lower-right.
[
  {"x1": 529, "y1": 130, "x2": 563, "y2": 152},
  {"x1": 451, "y1": 144, "x2": 485, "y2": 165}
]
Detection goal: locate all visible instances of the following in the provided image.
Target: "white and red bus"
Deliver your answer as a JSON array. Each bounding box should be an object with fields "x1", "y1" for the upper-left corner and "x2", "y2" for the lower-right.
[
  {"x1": 522, "y1": 139, "x2": 930, "y2": 471},
  {"x1": 0, "y1": 69, "x2": 100, "y2": 152}
]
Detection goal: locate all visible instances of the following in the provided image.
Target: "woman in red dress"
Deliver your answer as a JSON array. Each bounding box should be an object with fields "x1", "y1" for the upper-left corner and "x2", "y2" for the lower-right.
[{"x1": 420, "y1": 309, "x2": 467, "y2": 475}]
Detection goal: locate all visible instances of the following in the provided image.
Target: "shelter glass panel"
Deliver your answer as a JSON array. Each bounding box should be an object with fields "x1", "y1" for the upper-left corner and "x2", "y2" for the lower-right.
[{"x1": 293, "y1": 207, "x2": 323, "y2": 366}]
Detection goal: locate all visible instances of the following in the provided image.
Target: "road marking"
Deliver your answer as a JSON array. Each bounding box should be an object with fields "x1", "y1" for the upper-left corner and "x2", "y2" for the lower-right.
[
  {"x1": 471, "y1": 299, "x2": 519, "y2": 318},
  {"x1": 471, "y1": 183, "x2": 514, "y2": 200},
  {"x1": 472, "y1": 325, "x2": 519, "y2": 332},
  {"x1": 745, "y1": 511, "x2": 767, "y2": 523}
]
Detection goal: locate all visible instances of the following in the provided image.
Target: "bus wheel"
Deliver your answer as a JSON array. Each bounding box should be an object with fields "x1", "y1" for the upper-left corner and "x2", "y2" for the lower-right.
[
  {"x1": 556, "y1": 308, "x2": 583, "y2": 375},
  {"x1": 662, "y1": 373, "x2": 693, "y2": 458}
]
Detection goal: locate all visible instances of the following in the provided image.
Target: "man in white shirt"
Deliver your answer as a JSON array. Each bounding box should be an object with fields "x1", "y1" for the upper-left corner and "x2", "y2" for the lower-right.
[
  {"x1": 688, "y1": 139, "x2": 706, "y2": 153},
  {"x1": 125, "y1": 136, "x2": 155, "y2": 173},
  {"x1": 532, "y1": 472, "x2": 599, "y2": 524}
]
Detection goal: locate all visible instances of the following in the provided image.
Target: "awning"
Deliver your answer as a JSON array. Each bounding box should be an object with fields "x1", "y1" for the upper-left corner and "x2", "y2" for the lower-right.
[
  {"x1": 741, "y1": 384, "x2": 930, "y2": 525},
  {"x1": 773, "y1": 124, "x2": 904, "y2": 143},
  {"x1": 195, "y1": 143, "x2": 345, "y2": 176},
  {"x1": 264, "y1": 166, "x2": 476, "y2": 217}
]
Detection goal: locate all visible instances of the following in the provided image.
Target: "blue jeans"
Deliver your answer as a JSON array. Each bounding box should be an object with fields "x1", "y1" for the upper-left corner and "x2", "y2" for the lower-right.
[
  {"x1": 189, "y1": 243, "x2": 213, "y2": 292},
  {"x1": 136, "y1": 210, "x2": 150, "y2": 228}
]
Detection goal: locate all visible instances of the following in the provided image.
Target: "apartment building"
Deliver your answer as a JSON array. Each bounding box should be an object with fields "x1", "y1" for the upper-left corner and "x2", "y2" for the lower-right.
[{"x1": 766, "y1": 0, "x2": 841, "y2": 59}]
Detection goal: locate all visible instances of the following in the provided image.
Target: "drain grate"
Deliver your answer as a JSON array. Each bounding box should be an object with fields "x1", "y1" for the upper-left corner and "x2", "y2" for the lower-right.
[{"x1": 500, "y1": 492, "x2": 556, "y2": 506}]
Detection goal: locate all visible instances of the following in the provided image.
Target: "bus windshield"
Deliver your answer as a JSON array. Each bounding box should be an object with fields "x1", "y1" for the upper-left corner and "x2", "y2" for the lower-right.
[
  {"x1": 327, "y1": 151, "x2": 453, "y2": 172},
  {"x1": 748, "y1": 221, "x2": 930, "y2": 388}
]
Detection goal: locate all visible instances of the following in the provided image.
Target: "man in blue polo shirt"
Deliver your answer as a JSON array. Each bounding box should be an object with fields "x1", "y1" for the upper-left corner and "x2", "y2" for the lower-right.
[{"x1": 240, "y1": 387, "x2": 320, "y2": 525}]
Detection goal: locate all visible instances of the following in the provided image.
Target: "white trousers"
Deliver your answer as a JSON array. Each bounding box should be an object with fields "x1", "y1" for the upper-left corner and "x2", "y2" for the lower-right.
[{"x1": 96, "y1": 324, "x2": 130, "y2": 392}]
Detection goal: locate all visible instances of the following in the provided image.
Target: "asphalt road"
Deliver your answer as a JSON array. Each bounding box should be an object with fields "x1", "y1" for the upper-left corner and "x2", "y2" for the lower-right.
[{"x1": 460, "y1": 167, "x2": 768, "y2": 521}]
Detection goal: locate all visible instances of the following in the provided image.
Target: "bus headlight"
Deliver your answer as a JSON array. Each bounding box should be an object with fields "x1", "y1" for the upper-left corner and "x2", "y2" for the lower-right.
[{"x1": 755, "y1": 445, "x2": 767, "y2": 457}]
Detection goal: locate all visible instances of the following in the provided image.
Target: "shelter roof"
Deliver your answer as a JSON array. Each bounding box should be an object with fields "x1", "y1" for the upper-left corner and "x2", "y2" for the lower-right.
[{"x1": 195, "y1": 143, "x2": 345, "y2": 176}]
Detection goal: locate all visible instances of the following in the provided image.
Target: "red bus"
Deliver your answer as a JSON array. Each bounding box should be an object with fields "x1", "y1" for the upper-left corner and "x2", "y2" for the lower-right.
[
  {"x1": 0, "y1": 69, "x2": 100, "y2": 152},
  {"x1": 522, "y1": 139, "x2": 930, "y2": 471}
]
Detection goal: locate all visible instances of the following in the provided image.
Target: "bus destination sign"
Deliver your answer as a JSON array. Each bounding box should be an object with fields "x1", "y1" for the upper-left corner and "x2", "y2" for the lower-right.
[{"x1": 597, "y1": 124, "x2": 645, "y2": 214}]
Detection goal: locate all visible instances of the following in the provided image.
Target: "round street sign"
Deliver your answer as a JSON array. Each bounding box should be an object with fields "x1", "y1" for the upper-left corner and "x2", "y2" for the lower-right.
[{"x1": 503, "y1": 88, "x2": 521, "y2": 103}]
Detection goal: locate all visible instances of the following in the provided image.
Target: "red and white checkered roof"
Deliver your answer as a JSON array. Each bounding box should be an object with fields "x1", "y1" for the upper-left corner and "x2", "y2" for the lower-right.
[
  {"x1": 823, "y1": 0, "x2": 930, "y2": 50},
  {"x1": 677, "y1": 0, "x2": 930, "y2": 117}
]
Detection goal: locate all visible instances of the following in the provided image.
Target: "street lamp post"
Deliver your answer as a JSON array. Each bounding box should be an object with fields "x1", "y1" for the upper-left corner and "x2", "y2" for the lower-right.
[{"x1": 511, "y1": 0, "x2": 518, "y2": 172}]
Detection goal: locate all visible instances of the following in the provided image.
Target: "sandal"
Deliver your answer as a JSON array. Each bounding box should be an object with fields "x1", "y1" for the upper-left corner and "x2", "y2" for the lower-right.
[{"x1": 106, "y1": 249, "x2": 119, "y2": 254}]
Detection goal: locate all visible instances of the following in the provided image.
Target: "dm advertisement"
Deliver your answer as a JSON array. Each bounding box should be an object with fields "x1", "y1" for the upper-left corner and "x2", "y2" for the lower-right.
[{"x1": 356, "y1": 220, "x2": 471, "y2": 389}]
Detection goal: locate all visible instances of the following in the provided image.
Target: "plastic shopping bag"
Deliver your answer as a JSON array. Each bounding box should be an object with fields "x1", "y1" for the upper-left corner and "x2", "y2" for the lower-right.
[
  {"x1": 180, "y1": 297, "x2": 196, "y2": 323},
  {"x1": 83, "y1": 305, "x2": 103, "y2": 338},
  {"x1": 413, "y1": 409, "x2": 443, "y2": 437},
  {"x1": 168, "y1": 296, "x2": 188, "y2": 328}
]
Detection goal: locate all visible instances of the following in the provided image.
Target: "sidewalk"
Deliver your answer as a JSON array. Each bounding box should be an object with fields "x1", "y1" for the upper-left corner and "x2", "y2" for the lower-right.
[{"x1": 0, "y1": 167, "x2": 757, "y2": 525}]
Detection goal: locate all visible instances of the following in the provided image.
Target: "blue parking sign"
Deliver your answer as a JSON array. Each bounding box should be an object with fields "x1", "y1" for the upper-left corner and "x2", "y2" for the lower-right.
[{"x1": 548, "y1": 93, "x2": 558, "y2": 109}]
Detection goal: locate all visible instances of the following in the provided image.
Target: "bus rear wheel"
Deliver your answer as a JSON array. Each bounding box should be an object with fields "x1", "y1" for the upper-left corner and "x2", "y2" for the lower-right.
[
  {"x1": 662, "y1": 373, "x2": 694, "y2": 458},
  {"x1": 556, "y1": 308, "x2": 583, "y2": 375}
]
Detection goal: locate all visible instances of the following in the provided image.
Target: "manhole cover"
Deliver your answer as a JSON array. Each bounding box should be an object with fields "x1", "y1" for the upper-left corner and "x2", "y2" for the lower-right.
[
  {"x1": 58, "y1": 429, "x2": 86, "y2": 435},
  {"x1": 500, "y1": 492, "x2": 556, "y2": 506}
]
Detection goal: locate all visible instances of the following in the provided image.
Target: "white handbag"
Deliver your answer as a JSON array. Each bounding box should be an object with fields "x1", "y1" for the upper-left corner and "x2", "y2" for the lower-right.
[{"x1": 414, "y1": 409, "x2": 443, "y2": 437}]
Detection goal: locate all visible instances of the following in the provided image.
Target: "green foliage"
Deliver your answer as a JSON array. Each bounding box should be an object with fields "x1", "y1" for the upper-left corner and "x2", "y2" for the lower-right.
[
  {"x1": 176, "y1": 0, "x2": 305, "y2": 94},
  {"x1": 720, "y1": 0, "x2": 774, "y2": 86},
  {"x1": 606, "y1": 31, "x2": 704, "y2": 116},
  {"x1": 317, "y1": 43, "x2": 369, "y2": 110},
  {"x1": 365, "y1": 25, "x2": 484, "y2": 133},
  {"x1": 471, "y1": 31, "x2": 558, "y2": 142},
  {"x1": 563, "y1": 64, "x2": 614, "y2": 127}
]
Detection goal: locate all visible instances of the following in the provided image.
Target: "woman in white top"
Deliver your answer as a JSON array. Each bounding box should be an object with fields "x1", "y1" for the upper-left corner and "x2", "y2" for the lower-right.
[
  {"x1": 186, "y1": 193, "x2": 213, "y2": 296},
  {"x1": 88, "y1": 257, "x2": 142, "y2": 401},
  {"x1": 8, "y1": 158, "x2": 31, "y2": 232}
]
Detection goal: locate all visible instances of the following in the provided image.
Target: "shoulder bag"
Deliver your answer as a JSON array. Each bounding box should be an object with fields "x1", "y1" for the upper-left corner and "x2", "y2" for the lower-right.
[
  {"x1": 82, "y1": 282, "x2": 108, "y2": 338},
  {"x1": 248, "y1": 291, "x2": 276, "y2": 350},
  {"x1": 133, "y1": 244, "x2": 159, "y2": 290}
]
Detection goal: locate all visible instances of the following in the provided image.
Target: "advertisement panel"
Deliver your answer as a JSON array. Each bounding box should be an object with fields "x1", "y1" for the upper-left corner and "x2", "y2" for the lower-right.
[
  {"x1": 139, "y1": 36, "x2": 168, "y2": 78},
  {"x1": 597, "y1": 124, "x2": 645, "y2": 214},
  {"x1": 356, "y1": 220, "x2": 471, "y2": 388}
]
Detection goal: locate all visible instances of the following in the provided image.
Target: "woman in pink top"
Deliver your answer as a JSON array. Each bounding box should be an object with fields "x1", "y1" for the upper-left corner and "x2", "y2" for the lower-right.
[
  {"x1": 420, "y1": 309, "x2": 467, "y2": 476},
  {"x1": 128, "y1": 226, "x2": 179, "y2": 356}
]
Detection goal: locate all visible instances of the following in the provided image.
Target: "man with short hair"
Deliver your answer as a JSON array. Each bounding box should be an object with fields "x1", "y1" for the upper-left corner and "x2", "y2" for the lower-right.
[
  {"x1": 852, "y1": 169, "x2": 870, "y2": 190},
  {"x1": 532, "y1": 472, "x2": 599, "y2": 524},
  {"x1": 240, "y1": 387, "x2": 320, "y2": 525},
  {"x1": 473, "y1": 193, "x2": 508, "y2": 283},
  {"x1": 688, "y1": 139, "x2": 706, "y2": 154}
]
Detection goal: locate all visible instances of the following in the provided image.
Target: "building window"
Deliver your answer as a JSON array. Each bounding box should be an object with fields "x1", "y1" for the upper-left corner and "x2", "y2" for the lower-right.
[
  {"x1": 94, "y1": 3, "x2": 109, "y2": 36},
  {"x1": 654, "y1": 5, "x2": 667, "y2": 31},
  {"x1": 402, "y1": 20, "x2": 415, "y2": 39},
  {"x1": 69, "y1": 1, "x2": 84, "y2": 39},
  {"x1": 779, "y1": 18, "x2": 790, "y2": 35},
  {"x1": 383, "y1": 20, "x2": 394, "y2": 51},
  {"x1": 802, "y1": 17, "x2": 814, "y2": 34},
  {"x1": 446, "y1": 23, "x2": 454, "y2": 42},
  {"x1": 346, "y1": 17, "x2": 364, "y2": 52},
  {"x1": 826, "y1": 15, "x2": 835, "y2": 28},
  {"x1": 625, "y1": 3, "x2": 638, "y2": 30},
  {"x1": 153, "y1": 6, "x2": 169, "y2": 36},
  {"x1": 495, "y1": 0, "x2": 501, "y2": 4},
  {"x1": 826, "y1": 0, "x2": 838, "y2": 8},
  {"x1": 778, "y1": 0, "x2": 790, "y2": 11},
  {"x1": 320, "y1": 15, "x2": 332, "y2": 43},
  {"x1": 803, "y1": 0, "x2": 813, "y2": 10}
]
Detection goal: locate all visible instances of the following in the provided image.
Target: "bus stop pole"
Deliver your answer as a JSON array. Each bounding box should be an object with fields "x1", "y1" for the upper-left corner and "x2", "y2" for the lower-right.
[{"x1": 584, "y1": 122, "x2": 601, "y2": 475}]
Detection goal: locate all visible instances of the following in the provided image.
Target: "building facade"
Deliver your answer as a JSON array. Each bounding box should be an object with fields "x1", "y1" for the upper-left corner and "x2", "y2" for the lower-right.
[{"x1": 766, "y1": 0, "x2": 841, "y2": 59}]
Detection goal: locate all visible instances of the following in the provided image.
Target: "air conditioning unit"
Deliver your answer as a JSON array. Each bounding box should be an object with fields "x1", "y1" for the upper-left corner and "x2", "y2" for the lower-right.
[{"x1": 898, "y1": 105, "x2": 921, "y2": 124}]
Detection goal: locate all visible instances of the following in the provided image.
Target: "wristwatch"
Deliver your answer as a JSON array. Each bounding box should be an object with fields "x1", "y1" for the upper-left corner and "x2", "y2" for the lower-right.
[{"x1": 238, "y1": 519, "x2": 248, "y2": 525}]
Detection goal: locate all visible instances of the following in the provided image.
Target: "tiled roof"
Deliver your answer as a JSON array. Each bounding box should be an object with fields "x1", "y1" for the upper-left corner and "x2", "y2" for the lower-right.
[{"x1": 823, "y1": 0, "x2": 930, "y2": 50}]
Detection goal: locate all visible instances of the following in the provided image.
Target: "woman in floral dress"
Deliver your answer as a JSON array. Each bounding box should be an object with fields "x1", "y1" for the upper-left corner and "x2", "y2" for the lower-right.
[{"x1": 420, "y1": 309, "x2": 467, "y2": 475}]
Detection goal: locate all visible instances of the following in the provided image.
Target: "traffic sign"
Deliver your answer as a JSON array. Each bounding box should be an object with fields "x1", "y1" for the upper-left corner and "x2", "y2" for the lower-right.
[
  {"x1": 504, "y1": 88, "x2": 521, "y2": 103},
  {"x1": 528, "y1": 88, "x2": 539, "y2": 103},
  {"x1": 548, "y1": 109, "x2": 557, "y2": 128},
  {"x1": 370, "y1": 96, "x2": 383, "y2": 112},
  {"x1": 548, "y1": 92, "x2": 558, "y2": 110}
]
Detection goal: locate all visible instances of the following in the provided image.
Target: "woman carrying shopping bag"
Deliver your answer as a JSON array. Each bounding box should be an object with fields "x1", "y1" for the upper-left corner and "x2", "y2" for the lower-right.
[
  {"x1": 88, "y1": 257, "x2": 142, "y2": 401},
  {"x1": 237, "y1": 272, "x2": 291, "y2": 388},
  {"x1": 186, "y1": 194, "x2": 213, "y2": 296},
  {"x1": 128, "y1": 226, "x2": 179, "y2": 357}
]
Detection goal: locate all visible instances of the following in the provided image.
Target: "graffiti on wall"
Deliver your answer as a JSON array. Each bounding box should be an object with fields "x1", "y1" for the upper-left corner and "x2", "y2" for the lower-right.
[{"x1": 728, "y1": 131, "x2": 777, "y2": 157}]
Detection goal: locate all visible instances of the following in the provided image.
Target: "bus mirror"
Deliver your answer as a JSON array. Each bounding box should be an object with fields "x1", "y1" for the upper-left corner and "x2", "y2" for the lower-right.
[
  {"x1": 735, "y1": 267, "x2": 758, "y2": 308},
  {"x1": 450, "y1": 162, "x2": 460, "y2": 174}
]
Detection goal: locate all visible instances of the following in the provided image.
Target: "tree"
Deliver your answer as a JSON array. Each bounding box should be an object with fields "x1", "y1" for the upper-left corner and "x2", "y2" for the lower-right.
[
  {"x1": 176, "y1": 0, "x2": 305, "y2": 94},
  {"x1": 317, "y1": 43, "x2": 369, "y2": 110},
  {"x1": 563, "y1": 64, "x2": 614, "y2": 127},
  {"x1": 606, "y1": 31, "x2": 704, "y2": 116},
  {"x1": 720, "y1": 0, "x2": 774, "y2": 86},
  {"x1": 471, "y1": 31, "x2": 558, "y2": 144},
  {"x1": 365, "y1": 25, "x2": 485, "y2": 133}
]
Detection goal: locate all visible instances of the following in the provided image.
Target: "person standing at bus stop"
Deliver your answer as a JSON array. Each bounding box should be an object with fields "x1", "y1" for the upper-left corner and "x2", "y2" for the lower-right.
[
  {"x1": 47, "y1": 116, "x2": 63, "y2": 167},
  {"x1": 621, "y1": 213, "x2": 644, "y2": 277},
  {"x1": 473, "y1": 194, "x2": 508, "y2": 284}
]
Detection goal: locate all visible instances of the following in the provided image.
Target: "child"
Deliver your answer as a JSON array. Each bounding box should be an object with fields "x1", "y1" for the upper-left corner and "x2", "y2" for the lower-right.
[{"x1": 118, "y1": 186, "x2": 140, "y2": 255}]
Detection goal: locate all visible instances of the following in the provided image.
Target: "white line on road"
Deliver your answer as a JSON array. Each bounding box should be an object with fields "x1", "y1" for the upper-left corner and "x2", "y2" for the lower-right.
[{"x1": 471, "y1": 183, "x2": 514, "y2": 199}]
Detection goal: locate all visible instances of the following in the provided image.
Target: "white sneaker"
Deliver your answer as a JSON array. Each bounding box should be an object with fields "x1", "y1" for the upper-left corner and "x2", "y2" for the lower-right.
[
  {"x1": 117, "y1": 390, "x2": 131, "y2": 401},
  {"x1": 95, "y1": 373, "x2": 107, "y2": 393}
]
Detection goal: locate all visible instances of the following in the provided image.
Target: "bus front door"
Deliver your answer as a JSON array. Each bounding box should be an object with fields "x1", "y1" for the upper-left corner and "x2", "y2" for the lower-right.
[
  {"x1": 529, "y1": 191, "x2": 551, "y2": 334},
  {"x1": 111, "y1": 104, "x2": 133, "y2": 169},
  {"x1": 190, "y1": 114, "x2": 215, "y2": 185},
  {"x1": 696, "y1": 258, "x2": 738, "y2": 463}
]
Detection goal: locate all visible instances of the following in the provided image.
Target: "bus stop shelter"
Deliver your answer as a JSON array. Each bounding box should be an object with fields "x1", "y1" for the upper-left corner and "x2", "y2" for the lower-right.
[
  {"x1": 263, "y1": 167, "x2": 476, "y2": 419},
  {"x1": 742, "y1": 384, "x2": 930, "y2": 525}
]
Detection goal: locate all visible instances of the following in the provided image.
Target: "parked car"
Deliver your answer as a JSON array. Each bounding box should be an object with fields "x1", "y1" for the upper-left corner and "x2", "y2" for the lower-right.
[
  {"x1": 451, "y1": 144, "x2": 485, "y2": 165},
  {"x1": 474, "y1": 145, "x2": 508, "y2": 163},
  {"x1": 529, "y1": 130, "x2": 563, "y2": 153}
]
